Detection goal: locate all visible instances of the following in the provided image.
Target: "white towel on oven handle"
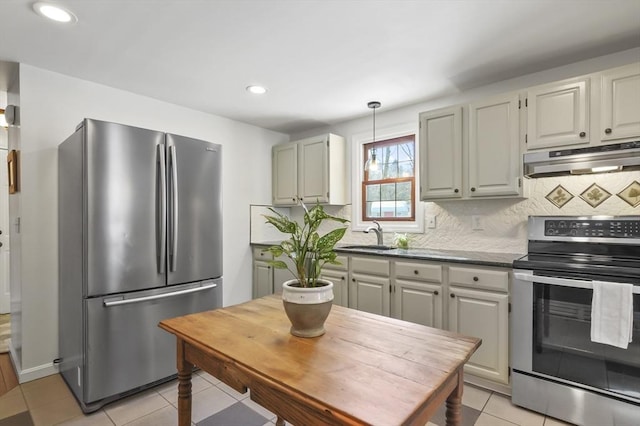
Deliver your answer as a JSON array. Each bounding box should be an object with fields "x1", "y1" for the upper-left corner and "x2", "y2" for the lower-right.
[{"x1": 590, "y1": 280, "x2": 634, "y2": 349}]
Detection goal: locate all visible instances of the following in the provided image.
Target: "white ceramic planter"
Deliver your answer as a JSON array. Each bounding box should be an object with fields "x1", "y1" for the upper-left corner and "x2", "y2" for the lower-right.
[{"x1": 282, "y1": 279, "x2": 334, "y2": 337}]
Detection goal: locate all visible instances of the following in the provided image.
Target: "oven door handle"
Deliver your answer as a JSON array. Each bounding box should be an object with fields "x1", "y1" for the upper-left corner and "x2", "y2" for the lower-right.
[{"x1": 514, "y1": 272, "x2": 640, "y2": 294}]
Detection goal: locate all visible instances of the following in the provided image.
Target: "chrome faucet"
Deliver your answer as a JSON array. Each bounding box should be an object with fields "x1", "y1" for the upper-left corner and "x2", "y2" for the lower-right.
[{"x1": 364, "y1": 221, "x2": 384, "y2": 245}]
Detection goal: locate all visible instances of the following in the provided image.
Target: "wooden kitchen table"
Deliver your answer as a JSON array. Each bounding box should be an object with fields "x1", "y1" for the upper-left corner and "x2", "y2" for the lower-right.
[{"x1": 159, "y1": 295, "x2": 481, "y2": 426}]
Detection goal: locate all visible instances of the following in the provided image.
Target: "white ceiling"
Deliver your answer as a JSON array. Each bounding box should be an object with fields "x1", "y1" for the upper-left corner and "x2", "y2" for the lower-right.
[{"x1": 1, "y1": 0, "x2": 639, "y2": 135}]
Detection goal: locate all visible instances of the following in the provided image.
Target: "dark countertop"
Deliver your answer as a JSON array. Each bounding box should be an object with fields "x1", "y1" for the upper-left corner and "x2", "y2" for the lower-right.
[{"x1": 251, "y1": 241, "x2": 523, "y2": 268}]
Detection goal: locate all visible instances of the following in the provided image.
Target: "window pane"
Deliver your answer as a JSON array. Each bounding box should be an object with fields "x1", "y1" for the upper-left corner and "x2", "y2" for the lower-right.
[
  {"x1": 397, "y1": 143, "x2": 414, "y2": 162},
  {"x1": 368, "y1": 168, "x2": 383, "y2": 181},
  {"x1": 366, "y1": 184, "x2": 380, "y2": 201},
  {"x1": 398, "y1": 161, "x2": 413, "y2": 177},
  {"x1": 395, "y1": 201, "x2": 411, "y2": 217},
  {"x1": 380, "y1": 183, "x2": 395, "y2": 201},
  {"x1": 366, "y1": 201, "x2": 382, "y2": 218},
  {"x1": 396, "y1": 181, "x2": 411, "y2": 201}
]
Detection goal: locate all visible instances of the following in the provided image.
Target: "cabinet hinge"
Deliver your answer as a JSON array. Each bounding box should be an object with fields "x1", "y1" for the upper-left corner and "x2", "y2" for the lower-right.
[
  {"x1": 525, "y1": 134, "x2": 528, "y2": 144},
  {"x1": 389, "y1": 285, "x2": 392, "y2": 293},
  {"x1": 518, "y1": 177, "x2": 522, "y2": 188},
  {"x1": 518, "y1": 100, "x2": 521, "y2": 109},
  {"x1": 525, "y1": 98, "x2": 528, "y2": 107},
  {"x1": 508, "y1": 302, "x2": 512, "y2": 313},
  {"x1": 326, "y1": 191, "x2": 330, "y2": 198},
  {"x1": 419, "y1": 121, "x2": 422, "y2": 129},
  {"x1": 508, "y1": 367, "x2": 512, "y2": 377}
]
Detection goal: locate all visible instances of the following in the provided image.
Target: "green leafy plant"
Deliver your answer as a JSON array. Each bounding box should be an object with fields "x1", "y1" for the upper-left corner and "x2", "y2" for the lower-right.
[{"x1": 263, "y1": 201, "x2": 349, "y2": 287}]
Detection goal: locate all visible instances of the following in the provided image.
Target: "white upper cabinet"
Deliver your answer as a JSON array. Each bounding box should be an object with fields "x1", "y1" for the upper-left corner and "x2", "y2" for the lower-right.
[
  {"x1": 526, "y1": 77, "x2": 590, "y2": 150},
  {"x1": 272, "y1": 143, "x2": 298, "y2": 205},
  {"x1": 272, "y1": 133, "x2": 346, "y2": 206},
  {"x1": 419, "y1": 106, "x2": 463, "y2": 200},
  {"x1": 468, "y1": 93, "x2": 522, "y2": 197},
  {"x1": 419, "y1": 94, "x2": 523, "y2": 201},
  {"x1": 600, "y1": 63, "x2": 640, "y2": 143}
]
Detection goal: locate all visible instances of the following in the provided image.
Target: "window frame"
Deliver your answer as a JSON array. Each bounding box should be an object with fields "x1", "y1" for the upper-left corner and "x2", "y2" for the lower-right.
[
  {"x1": 362, "y1": 135, "x2": 416, "y2": 222},
  {"x1": 351, "y1": 122, "x2": 423, "y2": 233}
]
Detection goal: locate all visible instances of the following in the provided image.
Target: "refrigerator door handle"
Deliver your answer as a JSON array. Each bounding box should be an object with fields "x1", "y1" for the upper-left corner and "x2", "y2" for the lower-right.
[
  {"x1": 157, "y1": 144, "x2": 167, "y2": 274},
  {"x1": 103, "y1": 283, "x2": 218, "y2": 307},
  {"x1": 169, "y1": 145, "x2": 178, "y2": 272}
]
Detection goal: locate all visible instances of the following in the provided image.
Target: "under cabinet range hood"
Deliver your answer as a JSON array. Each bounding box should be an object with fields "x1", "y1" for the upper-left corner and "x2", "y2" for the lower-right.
[{"x1": 523, "y1": 141, "x2": 640, "y2": 178}]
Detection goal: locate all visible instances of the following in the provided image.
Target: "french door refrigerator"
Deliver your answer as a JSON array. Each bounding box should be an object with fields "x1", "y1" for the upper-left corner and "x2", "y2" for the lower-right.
[{"x1": 58, "y1": 119, "x2": 222, "y2": 412}]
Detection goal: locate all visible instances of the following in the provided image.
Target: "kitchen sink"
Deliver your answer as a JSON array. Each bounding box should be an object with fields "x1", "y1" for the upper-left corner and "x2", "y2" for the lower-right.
[{"x1": 340, "y1": 245, "x2": 395, "y2": 251}]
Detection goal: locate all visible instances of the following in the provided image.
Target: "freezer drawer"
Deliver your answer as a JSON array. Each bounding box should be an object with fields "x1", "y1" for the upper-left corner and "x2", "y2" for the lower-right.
[{"x1": 82, "y1": 280, "x2": 222, "y2": 407}]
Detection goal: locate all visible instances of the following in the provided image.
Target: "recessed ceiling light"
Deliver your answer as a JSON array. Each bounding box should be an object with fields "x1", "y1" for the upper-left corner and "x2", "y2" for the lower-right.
[
  {"x1": 33, "y1": 2, "x2": 77, "y2": 24},
  {"x1": 246, "y1": 85, "x2": 267, "y2": 95}
]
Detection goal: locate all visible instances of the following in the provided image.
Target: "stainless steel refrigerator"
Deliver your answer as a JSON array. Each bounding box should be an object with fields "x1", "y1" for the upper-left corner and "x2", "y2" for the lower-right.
[{"x1": 58, "y1": 119, "x2": 222, "y2": 412}]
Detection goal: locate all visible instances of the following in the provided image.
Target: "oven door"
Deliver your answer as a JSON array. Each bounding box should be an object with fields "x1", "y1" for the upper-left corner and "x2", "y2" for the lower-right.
[
  {"x1": 512, "y1": 270, "x2": 640, "y2": 425},
  {"x1": 513, "y1": 270, "x2": 640, "y2": 402}
]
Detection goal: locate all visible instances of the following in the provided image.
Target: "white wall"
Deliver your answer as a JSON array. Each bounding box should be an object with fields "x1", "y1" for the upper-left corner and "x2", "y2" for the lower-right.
[
  {"x1": 12, "y1": 64, "x2": 287, "y2": 382},
  {"x1": 286, "y1": 48, "x2": 640, "y2": 254}
]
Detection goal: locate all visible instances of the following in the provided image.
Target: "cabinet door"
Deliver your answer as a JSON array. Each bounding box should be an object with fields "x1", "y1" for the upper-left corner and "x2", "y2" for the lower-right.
[
  {"x1": 468, "y1": 93, "x2": 521, "y2": 197},
  {"x1": 272, "y1": 143, "x2": 298, "y2": 206},
  {"x1": 298, "y1": 136, "x2": 329, "y2": 204},
  {"x1": 448, "y1": 286, "x2": 509, "y2": 384},
  {"x1": 320, "y1": 269, "x2": 348, "y2": 308},
  {"x1": 394, "y1": 279, "x2": 442, "y2": 328},
  {"x1": 253, "y1": 260, "x2": 273, "y2": 298},
  {"x1": 419, "y1": 107, "x2": 462, "y2": 200},
  {"x1": 350, "y1": 273, "x2": 390, "y2": 316},
  {"x1": 601, "y1": 63, "x2": 640, "y2": 142},
  {"x1": 527, "y1": 78, "x2": 590, "y2": 149}
]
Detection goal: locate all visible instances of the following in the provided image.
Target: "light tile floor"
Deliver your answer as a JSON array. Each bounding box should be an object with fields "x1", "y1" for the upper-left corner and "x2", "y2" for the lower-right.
[{"x1": 0, "y1": 371, "x2": 574, "y2": 426}]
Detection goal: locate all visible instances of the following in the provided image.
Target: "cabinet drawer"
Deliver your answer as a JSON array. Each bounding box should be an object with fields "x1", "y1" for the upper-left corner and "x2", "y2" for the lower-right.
[
  {"x1": 449, "y1": 266, "x2": 509, "y2": 292},
  {"x1": 395, "y1": 261, "x2": 442, "y2": 283},
  {"x1": 253, "y1": 246, "x2": 271, "y2": 261},
  {"x1": 351, "y1": 256, "x2": 389, "y2": 276},
  {"x1": 324, "y1": 255, "x2": 349, "y2": 271}
]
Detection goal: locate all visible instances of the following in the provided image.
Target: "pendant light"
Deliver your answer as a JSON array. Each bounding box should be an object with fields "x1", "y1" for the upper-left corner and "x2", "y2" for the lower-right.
[{"x1": 364, "y1": 101, "x2": 381, "y2": 172}]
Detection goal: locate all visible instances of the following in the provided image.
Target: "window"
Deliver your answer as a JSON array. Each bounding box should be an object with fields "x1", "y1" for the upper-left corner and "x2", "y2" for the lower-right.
[{"x1": 362, "y1": 135, "x2": 415, "y2": 221}]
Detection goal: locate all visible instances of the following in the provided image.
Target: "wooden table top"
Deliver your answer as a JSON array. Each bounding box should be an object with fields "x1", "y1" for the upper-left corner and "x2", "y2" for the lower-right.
[{"x1": 159, "y1": 295, "x2": 481, "y2": 425}]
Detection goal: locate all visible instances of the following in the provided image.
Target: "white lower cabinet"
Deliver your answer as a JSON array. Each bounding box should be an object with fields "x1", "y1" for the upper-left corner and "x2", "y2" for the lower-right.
[
  {"x1": 447, "y1": 266, "x2": 510, "y2": 385},
  {"x1": 344, "y1": 253, "x2": 511, "y2": 388},
  {"x1": 253, "y1": 260, "x2": 273, "y2": 298},
  {"x1": 320, "y1": 255, "x2": 349, "y2": 307},
  {"x1": 349, "y1": 256, "x2": 390, "y2": 316},
  {"x1": 392, "y1": 260, "x2": 443, "y2": 328}
]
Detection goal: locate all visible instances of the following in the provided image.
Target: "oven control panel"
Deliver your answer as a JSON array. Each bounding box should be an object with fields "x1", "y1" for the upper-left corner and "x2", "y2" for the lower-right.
[{"x1": 544, "y1": 219, "x2": 640, "y2": 238}]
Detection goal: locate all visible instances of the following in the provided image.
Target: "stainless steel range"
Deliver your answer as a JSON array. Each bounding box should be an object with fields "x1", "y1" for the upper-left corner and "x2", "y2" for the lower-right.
[{"x1": 512, "y1": 216, "x2": 640, "y2": 426}]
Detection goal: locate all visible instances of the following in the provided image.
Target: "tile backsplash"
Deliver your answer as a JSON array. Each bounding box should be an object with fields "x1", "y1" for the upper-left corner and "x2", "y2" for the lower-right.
[{"x1": 251, "y1": 170, "x2": 639, "y2": 255}]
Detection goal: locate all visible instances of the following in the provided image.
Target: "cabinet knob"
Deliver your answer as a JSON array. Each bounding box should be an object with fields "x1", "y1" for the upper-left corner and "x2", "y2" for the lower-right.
[
  {"x1": 341, "y1": 276, "x2": 345, "y2": 280},
  {"x1": 470, "y1": 187, "x2": 476, "y2": 192},
  {"x1": 454, "y1": 188, "x2": 459, "y2": 193},
  {"x1": 434, "y1": 290, "x2": 439, "y2": 296},
  {"x1": 414, "y1": 270, "x2": 419, "y2": 275},
  {"x1": 605, "y1": 128, "x2": 612, "y2": 134},
  {"x1": 267, "y1": 266, "x2": 271, "y2": 269},
  {"x1": 450, "y1": 293, "x2": 455, "y2": 298},
  {"x1": 352, "y1": 278, "x2": 356, "y2": 282},
  {"x1": 579, "y1": 131, "x2": 586, "y2": 138},
  {"x1": 473, "y1": 276, "x2": 479, "y2": 282},
  {"x1": 292, "y1": 198, "x2": 296, "y2": 202}
]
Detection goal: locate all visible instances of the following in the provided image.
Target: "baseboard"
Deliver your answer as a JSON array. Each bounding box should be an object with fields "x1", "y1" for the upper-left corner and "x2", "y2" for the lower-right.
[
  {"x1": 464, "y1": 374, "x2": 511, "y2": 396},
  {"x1": 9, "y1": 343, "x2": 59, "y2": 384}
]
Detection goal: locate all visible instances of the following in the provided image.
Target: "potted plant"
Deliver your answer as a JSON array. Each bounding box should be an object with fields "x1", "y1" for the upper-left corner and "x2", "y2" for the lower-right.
[{"x1": 263, "y1": 201, "x2": 349, "y2": 337}]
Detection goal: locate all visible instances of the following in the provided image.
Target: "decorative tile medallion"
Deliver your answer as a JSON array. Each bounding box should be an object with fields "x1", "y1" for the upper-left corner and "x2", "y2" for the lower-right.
[
  {"x1": 579, "y1": 183, "x2": 611, "y2": 208},
  {"x1": 545, "y1": 185, "x2": 574, "y2": 208},
  {"x1": 617, "y1": 180, "x2": 640, "y2": 208}
]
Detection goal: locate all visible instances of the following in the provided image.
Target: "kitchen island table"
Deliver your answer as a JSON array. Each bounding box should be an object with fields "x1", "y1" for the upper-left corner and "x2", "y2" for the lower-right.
[{"x1": 159, "y1": 295, "x2": 481, "y2": 426}]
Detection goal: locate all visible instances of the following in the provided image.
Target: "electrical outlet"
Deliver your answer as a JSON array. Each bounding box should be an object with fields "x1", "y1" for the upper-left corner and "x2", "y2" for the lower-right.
[
  {"x1": 426, "y1": 215, "x2": 436, "y2": 229},
  {"x1": 472, "y1": 215, "x2": 484, "y2": 230}
]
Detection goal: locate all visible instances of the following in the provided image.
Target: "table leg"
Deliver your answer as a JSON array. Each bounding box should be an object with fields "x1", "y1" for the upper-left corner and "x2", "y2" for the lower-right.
[
  {"x1": 177, "y1": 339, "x2": 193, "y2": 426},
  {"x1": 275, "y1": 416, "x2": 285, "y2": 426},
  {"x1": 445, "y1": 370, "x2": 464, "y2": 426}
]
